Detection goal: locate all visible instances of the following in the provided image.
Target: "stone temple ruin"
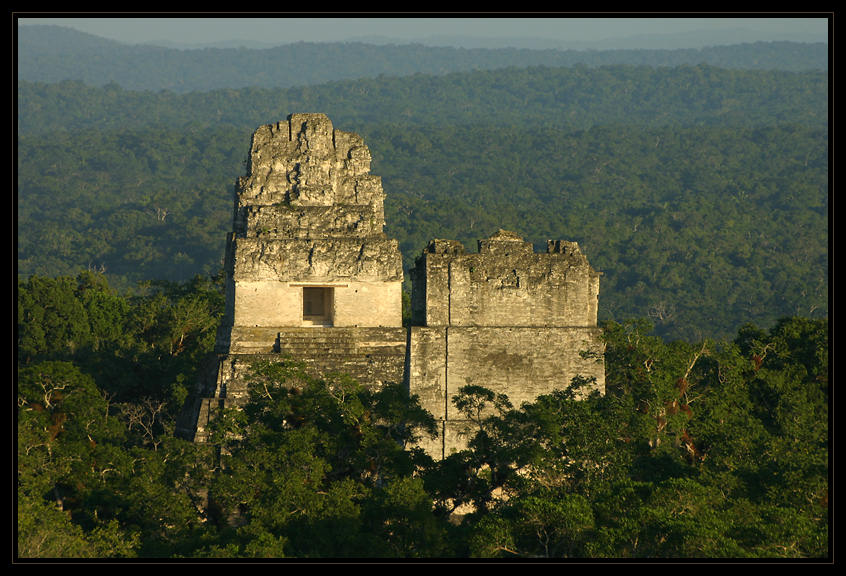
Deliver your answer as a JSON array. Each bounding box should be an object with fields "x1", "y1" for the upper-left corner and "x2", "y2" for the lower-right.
[{"x1": 179, "y1": 113, "x2": 605, "y2": 459}]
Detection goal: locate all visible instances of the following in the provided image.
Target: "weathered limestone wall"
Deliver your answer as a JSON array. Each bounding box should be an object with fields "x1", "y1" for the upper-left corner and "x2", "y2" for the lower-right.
[
  {"x1": 407, "y1": 325, "x2": 605, "y2": 457},
  {"x1": 407, "y1": 230, "x2": 605, "y2": 459},
  {"x1": 406, "y1": 327, "x2": 448, "y2": 419},
  {"x1": 230, "y1": 279, "x2": 402, "y2": 329},
  {"x1": 411, "y1": 230, "x2": 599, "y2": 328},
  {"x1": 447, "y1": 326, "x2": 604, "y2": 404},
  {"x1": 180, "y1": 114, "x2": 408, "y2": 443},
  {"x1": 219, "y1": 112, "x2": 404, "y2": 340},
  {"x1": 236, "y1": 113, "x2": 383, "y2": 214},
  {"x1": 229, "y1": 236, "x2": 402, "y2": 284},
  {"x1": 407, "y1": 325, "x2": 606, "y2": 422}
]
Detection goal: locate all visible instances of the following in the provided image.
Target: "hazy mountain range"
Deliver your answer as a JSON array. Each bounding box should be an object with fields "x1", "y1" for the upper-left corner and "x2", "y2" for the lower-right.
[
  {"x1": 347, "y1": 26, "x2": 828, "y2": 51},
  {"x1": 17, "y1": 24, "x2": 828, "y2": 93}
]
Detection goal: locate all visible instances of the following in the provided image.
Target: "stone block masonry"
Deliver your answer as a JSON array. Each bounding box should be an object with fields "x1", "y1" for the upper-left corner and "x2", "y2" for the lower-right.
[
  {"x1": 178, "y1": 113, "x2": 406, "y2": 441},
  {"x1": 178, "y1": 114, "x2": 605, "y2": 459},
  {"x1": 185, "y1": 327, "x2": 408, "y2": 443},
  {"x1": 406, "y1": 231, "x2": 605, "y2": 458}
]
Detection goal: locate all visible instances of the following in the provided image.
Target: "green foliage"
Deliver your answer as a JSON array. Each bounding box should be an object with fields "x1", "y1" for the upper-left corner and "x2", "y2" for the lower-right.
[
  {"x1": 17, "y1": 125, "x2": 244, "y2": 288},
  {"x1": 17, "y1": 274, "x2": 101, "y2": 360},
  {"x1": 200, "y1": 359, "x2": 448, "y2": 557},
  {"x1": 17, "y1": 361, "x2": 138, "y2": 557},
  {"x1": 17, "y1": 494, "x2": 141, "y2": 558},
  {"x1": 16, "y1": 274, "x2": 222, "y2": 558},
  {"x1": 19, "y1": 63, "x2": 828, "y2": 135},
  {"x1": 452, "y1": 384, "x2": 513, "y2": 430},
  {"x1": 16, "y1": 38, "x2": 830, "y2": 557},
  {"x1": 18, "y1": 118, "x2": 827, "y2": 341},
  {"x1": 18, "y1": 272, "x2": 224, "y2": 411},
  {"x1": 16, "y1": 274, "x2": 828, "y2": 558},
  {"x1": 372, "y1": 122, "x2": 828, "y2": 341},
  {"x1": 428, "y1": 318, "x2": 829, "y2": 559}
]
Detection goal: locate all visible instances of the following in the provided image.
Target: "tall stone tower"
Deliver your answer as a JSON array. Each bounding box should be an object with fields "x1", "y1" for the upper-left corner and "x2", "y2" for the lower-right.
[{"x1": 179, "y1": 114, "x2": 408, "y2": 442}]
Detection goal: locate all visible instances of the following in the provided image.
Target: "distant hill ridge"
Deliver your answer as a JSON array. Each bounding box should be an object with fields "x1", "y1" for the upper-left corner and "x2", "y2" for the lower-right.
[{"x1": 18, "y1": 24, "x2": 828, "y2": 93}]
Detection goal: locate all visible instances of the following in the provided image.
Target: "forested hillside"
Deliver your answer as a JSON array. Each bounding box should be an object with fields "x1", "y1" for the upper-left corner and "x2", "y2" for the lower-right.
[
  {"x1": 19, "y1": 63, "x2": 828, "y2": 133},
  {"x1": 17, "y1": 63, "x2": 828, "y2": 341},
  {"x1": 19, "y1": 24, "x2": 827, "y2": 92}
]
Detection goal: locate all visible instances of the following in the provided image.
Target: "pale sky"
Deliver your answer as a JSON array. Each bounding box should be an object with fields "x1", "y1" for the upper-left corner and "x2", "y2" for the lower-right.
[{"x1": 17, "y1": 15, "x2": 830, "y2": 49}]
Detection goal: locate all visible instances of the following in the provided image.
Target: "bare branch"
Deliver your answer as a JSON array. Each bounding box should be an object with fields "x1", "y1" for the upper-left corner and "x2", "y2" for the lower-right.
[{"x1": 683, "y1": 342, "x2": 709, "y2": 383}]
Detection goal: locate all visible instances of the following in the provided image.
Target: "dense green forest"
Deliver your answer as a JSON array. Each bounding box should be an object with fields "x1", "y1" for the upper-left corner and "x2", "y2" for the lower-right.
[
  {"x1": 19, "y1": 25, "x2": 827, "y2": 92},
  {"x1": 18, "y1": 64, "x2": 828, "y2": 341},
  {"x1": 17, "y1": 272, "x2": 829, "y2": 558},
  {"x1": 17, "y1": 28, "x2": 830, "y2": 559},
  {"x1": 19, "y1": 63, "x2": 828, "y2": 133}
]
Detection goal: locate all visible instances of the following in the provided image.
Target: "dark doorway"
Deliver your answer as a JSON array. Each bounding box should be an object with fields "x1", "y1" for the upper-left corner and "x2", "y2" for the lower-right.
[{"x1": 303, "y1": 287, "x2": 333, "y2": 326}]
